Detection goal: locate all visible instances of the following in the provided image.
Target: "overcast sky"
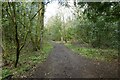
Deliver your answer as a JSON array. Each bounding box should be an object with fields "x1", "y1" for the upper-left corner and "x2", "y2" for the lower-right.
[{"x1": 44, "y1": 0, "x2": 74, "y2": 24}]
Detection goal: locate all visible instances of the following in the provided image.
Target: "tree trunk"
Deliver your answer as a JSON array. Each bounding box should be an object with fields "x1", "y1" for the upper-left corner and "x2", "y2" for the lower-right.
[
  {"x1": 15, "y1": 47, "x2": 20, "y2": 67},
  {"x1": 118, "y1": 19, "x2": 120, "y2": 77},
  {"x1": 14, "y1": 11, "x2": 20, "y2": 68},
  {"x1": 39, "y1": 2, "x2": 44, "y2": 50},
  {"x1": 11, "y1": 2, "x2": 20, "y2": 67}
]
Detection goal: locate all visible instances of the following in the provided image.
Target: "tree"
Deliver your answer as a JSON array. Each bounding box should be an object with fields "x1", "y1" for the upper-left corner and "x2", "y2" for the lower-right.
[
  {"x1": 2, "y1": 1, "x2": 51, "y2": 67},
  {"x1": 46, "y1": 15, "x2": 62, "y2": 41},
  {"x1": 39, "y1": 2, "x2": 45, "y2": 50},
  {"x1": 72, "y1": 2, "x2": 119, "y2": 49}
]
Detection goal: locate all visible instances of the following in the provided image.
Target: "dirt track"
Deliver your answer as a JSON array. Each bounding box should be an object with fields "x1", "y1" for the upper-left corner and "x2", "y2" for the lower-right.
[{"x1": 28, "y1": 42, "x2": 118, "y2": 78}]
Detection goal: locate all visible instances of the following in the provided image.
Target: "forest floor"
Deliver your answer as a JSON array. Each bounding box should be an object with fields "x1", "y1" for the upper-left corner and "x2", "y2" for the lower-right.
[{"x1": 25, "y1": 42, "x2": 118, "y2": 78}]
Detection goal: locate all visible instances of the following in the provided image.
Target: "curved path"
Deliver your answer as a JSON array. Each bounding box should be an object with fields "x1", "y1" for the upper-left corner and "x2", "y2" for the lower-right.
[{"x1": 28, "y1": 42, "x2": 118, "y2": 78}]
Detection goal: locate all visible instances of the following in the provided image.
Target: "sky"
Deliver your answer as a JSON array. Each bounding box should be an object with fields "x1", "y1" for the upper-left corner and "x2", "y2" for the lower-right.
[
  {"x1": 44, "y1": 1, "x2": 59, "y2": 24},
  {"x1": 44, "y1": 0, "x2": 74, "y2": 24}
]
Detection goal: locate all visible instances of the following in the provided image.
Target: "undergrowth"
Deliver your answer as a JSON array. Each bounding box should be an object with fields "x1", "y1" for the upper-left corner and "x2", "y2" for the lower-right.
[
  {"x1": 65, "y1": 43, "x2": 118, "y2": 62},
  {"x1": 2, "y1": 42, "x2": 53, "y2": 78}
]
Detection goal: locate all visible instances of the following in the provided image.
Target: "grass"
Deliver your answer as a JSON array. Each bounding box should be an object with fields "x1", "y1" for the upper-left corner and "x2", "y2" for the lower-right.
[
  {"x1": 2, "y1": 42, "x2": 53, "y2": 79},
  {"x1": 65, "y1": 43, "x2": 118, "y2": 62}
]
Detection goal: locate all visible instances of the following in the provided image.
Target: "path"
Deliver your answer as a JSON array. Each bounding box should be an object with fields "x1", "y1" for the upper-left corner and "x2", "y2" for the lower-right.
[{"x1": 27, "y1": 42, "x2": 118, "y2": 78}]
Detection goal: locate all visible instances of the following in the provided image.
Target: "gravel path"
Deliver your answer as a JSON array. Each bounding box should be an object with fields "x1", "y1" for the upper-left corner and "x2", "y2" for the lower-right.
[{"x1": 28, "y1": 42, "x2": 118, "y2": 78}]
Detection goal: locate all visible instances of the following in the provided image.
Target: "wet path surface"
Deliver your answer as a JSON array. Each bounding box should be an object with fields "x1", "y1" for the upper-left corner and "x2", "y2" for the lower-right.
[{"x1": 29, "y1": 43, "x2": 118, "y2": 78}]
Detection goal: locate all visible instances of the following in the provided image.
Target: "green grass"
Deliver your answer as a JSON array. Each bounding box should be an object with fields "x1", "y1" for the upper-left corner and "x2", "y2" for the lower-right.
[
  {"x1": 2, "y1": 42, "x2": 53, "y2": 78},
  {"x1": 65, "y1": 43, "x2": 118, "y2": 62}
]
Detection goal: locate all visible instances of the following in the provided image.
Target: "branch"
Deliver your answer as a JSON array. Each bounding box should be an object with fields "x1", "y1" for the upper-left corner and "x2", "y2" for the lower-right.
[
  {"x1": 5, "y1": 3, "x2": 14, "y2": 22},
  {"x1": 30, "y1": 7, "x2": 42, "y2": 21},
  {"x1": 18, "y1": 19, "x2": 26, "y2": 28},
  {"x1": 19, "y1": 31, "x2": 29, "y2": 51},
  {"x1": 30, "y1": 2, "x2": 50, "y2": 21},
  {"x1": 5, "y1": 8, "x2": 12, "y2": 20}
]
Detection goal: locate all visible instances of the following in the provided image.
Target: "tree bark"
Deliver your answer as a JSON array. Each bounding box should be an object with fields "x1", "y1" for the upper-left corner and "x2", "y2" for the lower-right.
[
  {"x1": 118, "y1": 19, "x2": 120, "y2": 77},
  {"x1": 11, "y1": 2, "x2": 20, "y2": 67},
  {"x1": 39, "y1": 2, "x2": 44, "y2": 50}
]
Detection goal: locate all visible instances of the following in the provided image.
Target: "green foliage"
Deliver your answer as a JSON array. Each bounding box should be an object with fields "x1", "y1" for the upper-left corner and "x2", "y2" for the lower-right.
[
  {"x1": 2, "y1": 69, "x2": 11, "y2": 79},
  {"x1": 65, "y1": 43, "x2": 118, "y2": 61},
  {"x1": 71, "y1": 2, "x2": 119, "y2": 49},
  {"x1": 2, "y1": 1, "x2": 46, "y2": 68},
  {"x1": 2, "y1": 1, "x2": 119, "y2": 78},
  {"x1": 80, "y1": 2, "x2": 120, "y2": 22},
  {"x1": 2, "y1": 42, "x2": 53, "y2": 78},
  {"x1": 46, "y1": 15, "x2": 63, "y2": 41}
]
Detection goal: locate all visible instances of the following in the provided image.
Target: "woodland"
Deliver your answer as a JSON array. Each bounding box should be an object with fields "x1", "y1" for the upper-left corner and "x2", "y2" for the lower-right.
[{"x1": 1, "y1": 0, "x2": 120, "y2": 79}]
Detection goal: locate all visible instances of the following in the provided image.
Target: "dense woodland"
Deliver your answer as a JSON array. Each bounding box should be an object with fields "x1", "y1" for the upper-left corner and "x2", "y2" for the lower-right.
[
  {"x1": 1, "y1": 0, "x2": 120, "y2": 78},
  {"x1": 48, "y1": 2, "x2": 119, "y2": 49}
]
